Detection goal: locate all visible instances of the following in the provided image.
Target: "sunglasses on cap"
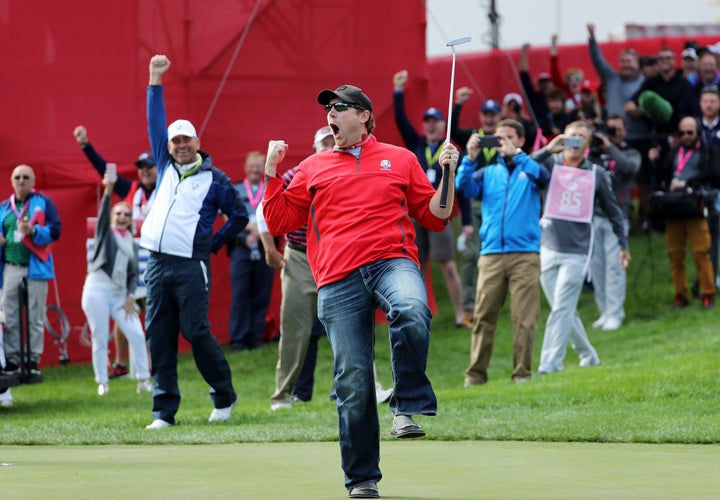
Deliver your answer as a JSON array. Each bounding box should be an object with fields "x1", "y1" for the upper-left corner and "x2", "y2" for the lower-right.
[{"x1": 324, "y1": 102, "x2": 363, "y2": 113}]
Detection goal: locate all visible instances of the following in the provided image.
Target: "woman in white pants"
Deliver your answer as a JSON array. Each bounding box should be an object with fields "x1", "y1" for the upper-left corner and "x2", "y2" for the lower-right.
[{"x1": 82, "y1": 173, "x2": 150, "y2": 395}]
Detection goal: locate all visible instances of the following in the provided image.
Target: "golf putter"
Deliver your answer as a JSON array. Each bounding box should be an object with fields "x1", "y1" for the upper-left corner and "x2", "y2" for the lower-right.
[{"x1": 440, "y1": 36, "x2": 471, "y2": 209}]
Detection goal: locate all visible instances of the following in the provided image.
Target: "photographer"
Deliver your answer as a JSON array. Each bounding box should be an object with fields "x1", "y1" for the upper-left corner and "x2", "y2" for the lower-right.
[
  {"x1": 456, "y1": 119, "x2": 550, "y2": 385},
  {"x1": 587, "y1": 116, "x2": 641, "y2": 330},
  {"x1": 589, "y1": 116, "x2": 642, "y2": 220},
  {"x1": 648, "y1": 115, "x2": 719, "y2": 309}
]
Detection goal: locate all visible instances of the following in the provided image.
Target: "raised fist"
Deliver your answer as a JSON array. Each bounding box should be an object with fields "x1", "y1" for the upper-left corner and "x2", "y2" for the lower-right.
[
  {"x1": 73, "y1": 125, "x2": 88, "y2": 145},
  {"x1": 393, "y1": 70, "x2": 408, "y2": 91},
  {"x1": 455, "y1": 86, "x2": 473, "y2": 105},
  {"x1": 150, "y1": 54, "x2": 171, "y2": 76}
]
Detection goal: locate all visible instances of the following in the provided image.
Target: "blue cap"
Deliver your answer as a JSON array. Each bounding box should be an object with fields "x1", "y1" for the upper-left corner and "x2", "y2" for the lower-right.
[
  {"x1": 481, "y1": 99, "x2": 501, "y2": 114},
  {"x1": 423, "y1": 107, "x2": 445, "y2": 121},
  {"x1": 135, "y1": 151, "x2": 155, "y2": 168}
]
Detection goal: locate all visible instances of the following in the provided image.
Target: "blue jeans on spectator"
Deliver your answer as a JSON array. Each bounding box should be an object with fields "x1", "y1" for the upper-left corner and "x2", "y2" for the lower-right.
[{"x1": 318, "y1": 258, "x2": 437, "y2": 489}]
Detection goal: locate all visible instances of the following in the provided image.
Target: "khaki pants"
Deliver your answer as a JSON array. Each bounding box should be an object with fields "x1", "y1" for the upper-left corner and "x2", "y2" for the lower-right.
[
  {"x1": 270, "y1": 244, "x2": 318, "y2": 405},
  {"x1": 665, "y1": 217, "x2": 715, "y2": 298},
  {"x1": 465, "y1": 253, "x2": 540, "y2": 384}
]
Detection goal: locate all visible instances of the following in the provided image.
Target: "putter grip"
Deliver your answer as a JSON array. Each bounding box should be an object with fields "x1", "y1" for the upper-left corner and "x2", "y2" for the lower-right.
[{"x1": 439, "y1": 163, "x2": 450, "y2": 209}]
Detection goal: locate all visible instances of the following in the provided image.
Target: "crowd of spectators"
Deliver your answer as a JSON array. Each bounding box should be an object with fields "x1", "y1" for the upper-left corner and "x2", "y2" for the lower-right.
[{"x1": 2, "y1": 28, "x2": 718, "y2": 422}]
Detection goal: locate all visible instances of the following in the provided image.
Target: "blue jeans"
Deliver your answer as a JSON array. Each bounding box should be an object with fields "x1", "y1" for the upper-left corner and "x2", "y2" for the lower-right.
[{"x1": 318, "y1": 258, "x2": 437, "y2": 488}]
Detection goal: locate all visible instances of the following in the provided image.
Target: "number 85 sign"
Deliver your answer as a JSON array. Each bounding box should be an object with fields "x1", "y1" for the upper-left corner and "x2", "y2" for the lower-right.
[{"x1": 543, "y1": 165, "x2": 596, "y2": 223}]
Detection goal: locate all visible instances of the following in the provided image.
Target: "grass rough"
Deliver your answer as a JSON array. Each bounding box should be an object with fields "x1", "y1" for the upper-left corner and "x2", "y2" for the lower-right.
[{"x1": 1, "y1": 231, "x2": 719, "y2": 445}]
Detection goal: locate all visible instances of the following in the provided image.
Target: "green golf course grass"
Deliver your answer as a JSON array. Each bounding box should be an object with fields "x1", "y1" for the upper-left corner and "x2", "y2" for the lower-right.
[
  {"x1": 2, "y1": 441, "x2": 718, "y2": 498},
  {"x1": 2, "y1": 231, "x2": 719, "y2": 498}
]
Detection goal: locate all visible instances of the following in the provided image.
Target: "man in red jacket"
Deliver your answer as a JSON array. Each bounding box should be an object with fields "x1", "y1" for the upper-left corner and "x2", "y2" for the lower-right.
[{"x1": 263, "y1": 84, "x2": 459, "y2": 499}]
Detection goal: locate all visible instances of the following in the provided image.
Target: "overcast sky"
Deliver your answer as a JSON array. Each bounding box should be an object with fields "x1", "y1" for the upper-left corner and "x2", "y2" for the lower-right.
[{"x1": 426, "y1": 0, "x2": 720, "y2": 56}]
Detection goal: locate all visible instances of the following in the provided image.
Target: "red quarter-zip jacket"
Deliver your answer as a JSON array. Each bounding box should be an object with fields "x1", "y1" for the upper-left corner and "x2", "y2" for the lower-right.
[{"x1": 263, "y1": 135, "x2": 448, "y2": 287}]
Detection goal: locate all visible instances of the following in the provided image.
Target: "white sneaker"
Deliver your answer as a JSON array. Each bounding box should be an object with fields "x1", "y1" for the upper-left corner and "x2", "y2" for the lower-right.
[
  {"x1": 145, "y1": 419, "x2": 173, "y2": 430},
  {"x1": 97, "y1": 383, "x2": 109, "y2": 396},
  {"x1": 579, "y1": 355, "x2": 601, "y2": 368},
  {"x1": 136, "y1": 379, "x2": 153, "y2": 393},
  {"x1": 208, "y1": 401, "x2": 236, "y2": 422},
  {"x1": 591, "y1": 315, "x2": 607, "y2": 329},
  {"x1": 270, "y1": 401, "x2": 292, "y2": 411},
  {"x1": 602, "y1": 317, "x2": 622, "y2": 331},
  {"x1": 375, "y1": 387, "x2": 393, "y2": 404},
  {"x1": 0, "y1": 388, "x2": 13, "y2": 407}
]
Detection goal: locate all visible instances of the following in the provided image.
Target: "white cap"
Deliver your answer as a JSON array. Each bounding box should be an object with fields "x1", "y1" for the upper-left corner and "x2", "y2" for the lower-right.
[
  {"x1": 708, "y1": 42, "x2": 720, "y2": 55},
  {"x1": 682, "y1": 48, "x2": 698, "y2": 61},
  {"x1": 168, "y1": 119, "x2": 197, "y2": 140},
  {"x1": 313, "y1": 126, "x2": 334, "y2": 145},
  {"x1": 503, "y1": 92, "x2": 523, "y2": 107}
]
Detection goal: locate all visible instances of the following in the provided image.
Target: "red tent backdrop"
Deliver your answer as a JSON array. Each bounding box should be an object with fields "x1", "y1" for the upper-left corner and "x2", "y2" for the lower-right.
[{"x1": 0, "y1": 0, "x2": 429, "y2": 366}]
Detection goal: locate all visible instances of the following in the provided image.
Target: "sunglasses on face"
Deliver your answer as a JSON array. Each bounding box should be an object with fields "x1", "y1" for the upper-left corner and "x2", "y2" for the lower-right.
[
  {"x1": 114, "y1": 212, "x2": 131, "y2": 217},
  {"x1": 679, "y1": 130, "x2": 696, "y2": 136},
  {"x1": 13, "y1": 175, "x2": 31, "y2": 180},
  {"x1": 324, "y1": 102, "x2": 363, "y2": 113}
]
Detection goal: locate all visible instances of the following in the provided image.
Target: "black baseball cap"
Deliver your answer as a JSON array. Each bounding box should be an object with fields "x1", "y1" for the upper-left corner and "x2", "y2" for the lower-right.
[{"x1": 317, "y1": 84, "x2": 373, "y2": 112}]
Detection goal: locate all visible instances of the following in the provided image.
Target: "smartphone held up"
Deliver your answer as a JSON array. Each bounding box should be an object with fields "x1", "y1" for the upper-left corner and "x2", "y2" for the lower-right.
[
  {"x1": 106, "y1": 163, "x2": 117, "y2": 183},
  {"x1": 563, "y1": 136, "x2": 584, "y2": 149},
  {"x1": 478, "y1": 136, "x2": 501, "y2": 149}
]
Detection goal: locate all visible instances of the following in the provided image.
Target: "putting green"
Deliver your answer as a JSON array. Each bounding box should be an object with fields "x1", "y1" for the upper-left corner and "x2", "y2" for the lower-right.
[{"x1": 2, "y1": 441, "x2": 718, "y2": 498}]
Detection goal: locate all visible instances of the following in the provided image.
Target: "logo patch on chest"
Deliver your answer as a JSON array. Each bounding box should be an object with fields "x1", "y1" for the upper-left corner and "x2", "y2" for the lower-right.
[{"x1": 380, "y1": 159, "x2": 392, "y2": 170}]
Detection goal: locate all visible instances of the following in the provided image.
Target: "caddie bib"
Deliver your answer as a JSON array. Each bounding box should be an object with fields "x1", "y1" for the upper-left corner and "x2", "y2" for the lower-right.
[{"x1": 543, "y1": 165, "x2": 596, "y2": 223}]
